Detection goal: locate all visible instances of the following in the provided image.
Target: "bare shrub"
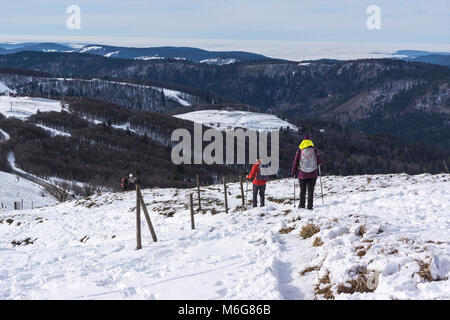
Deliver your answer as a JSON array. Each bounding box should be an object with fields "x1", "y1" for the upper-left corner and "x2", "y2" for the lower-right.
[
  {"x1": 300, "y1": 224, "x2": 320, "y2": 239},
  {"x1": 313, "y1": 237, "x2": 323, "y2": 247},
  {"x1": 279, "y1": 227, "x2": 295, "y2": 234}
]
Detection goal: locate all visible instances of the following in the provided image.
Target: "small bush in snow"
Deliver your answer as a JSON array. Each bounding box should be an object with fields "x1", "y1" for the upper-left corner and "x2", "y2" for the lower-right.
[
  {"x1": 355, "y1": 225, "x2": 366, "y2": 237},
  {"x1": 300, "y1": 224, "x2": 320, "y2": 239},
  {"x1": 279, "y1": 227, "x2": 295, "y2": 234},
  {"x1": 313, "y1": 237, "x2": 323, "y2": 247},
  {"x1": 337, "y1": 274, "x2": 374, "y2": 294},
  {"x1": 416, "y1": 260, "x2": 433, "y2": 282}
]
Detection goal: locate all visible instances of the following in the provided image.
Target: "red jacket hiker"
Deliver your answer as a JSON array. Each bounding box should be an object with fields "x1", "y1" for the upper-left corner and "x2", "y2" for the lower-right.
[{"x1": 246, "y1": 160, "x2": 267, "y2": 186}]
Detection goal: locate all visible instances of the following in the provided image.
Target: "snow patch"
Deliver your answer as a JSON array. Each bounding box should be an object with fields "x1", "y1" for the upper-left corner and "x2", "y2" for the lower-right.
[
  {"x1": 0, "y1": 96, "x2": 62, "y2": 119},
  {"x1": 104, "y1": 51, "x2": 120, "y2": 58},
  {"x1": 0, "y1": 171, "x2": 54, "y2": 210},
  {"x1": 174, "y1": 110, "x2": 298, "y2": 131},
  {"x1": 79, "y1": 46, "x2": 103, "y2": 53}
]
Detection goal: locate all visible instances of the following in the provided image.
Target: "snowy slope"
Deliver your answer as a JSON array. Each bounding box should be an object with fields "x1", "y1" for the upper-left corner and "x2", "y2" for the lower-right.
[
  {"x1": 174, "y1": 110, "x2": 298, "y2": 131},
  {"x1": 0, "y1": 128, "x2": 10, "y2": 141},
  {"x1": 0, "y1": 81, "x2": 14, "y2": 94},
  {"x1": 0, "y1": 96, "x2": 62, "y2": 119},
  {"x1": 0, "y1": 171, "x2": 55, "y2": 210},
  {"x1": 0, "y1": 173, "x2": 448, "y2": 300},
  {"x1": 53, "y1": 77, "x2": 194, "y2": 107}
]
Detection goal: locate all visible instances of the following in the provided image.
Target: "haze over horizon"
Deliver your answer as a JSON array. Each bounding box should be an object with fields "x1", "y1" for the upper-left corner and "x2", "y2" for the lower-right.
[{"x1": 0, "y1": 0, "x2": 448, "y2": 61}]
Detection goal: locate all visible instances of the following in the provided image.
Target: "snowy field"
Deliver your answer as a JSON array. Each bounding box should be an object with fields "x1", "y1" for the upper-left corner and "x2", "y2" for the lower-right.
[
  {"x1": 0, "y1": 173, "x2": 448, "y2": 300},
  {"x1": 0, "y1": 96, "x2": 62, "y2": 119},
  {"x1": 0, "y1": 81, "x2": 14, "y2": 94},
  {"x1": 0, "y1": 171, "x2": 54, "y2": 210},
  {"x1": 174, "y1": 110, "x2": 298, "y2": 131}
]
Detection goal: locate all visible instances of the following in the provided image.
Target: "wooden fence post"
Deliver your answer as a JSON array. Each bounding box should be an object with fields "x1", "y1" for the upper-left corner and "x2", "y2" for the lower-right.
[
  {"x1": 239, "y1": 175, "x2": 245, "y2": 206},
  {"x1": 138, "y1": 189, "x2": 158, "y2": 242},
  {"x1": 136, "y1": 185, "x2": 142, "y2": 250},
  {"x1": 223, "y1": 177, "x2": 228, "y2": 213},
  {"x1": 196, "y1": 174, "x2": 201, "y2": 211},
  {"x1": 190, "y1": 193, "x2": 195, "y2": 230}
]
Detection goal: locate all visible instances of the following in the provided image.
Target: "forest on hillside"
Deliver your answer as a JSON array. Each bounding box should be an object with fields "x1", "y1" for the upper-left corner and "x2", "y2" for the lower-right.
[
  {"x1": 0, "y1": 53, "x2": 448, "y2": 150},
  {"x1": 1, "y1": 98, "x2": 448, "y2": 194}
]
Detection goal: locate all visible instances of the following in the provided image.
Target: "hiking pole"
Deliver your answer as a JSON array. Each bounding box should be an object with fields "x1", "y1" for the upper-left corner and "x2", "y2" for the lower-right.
[
  {"x1": 319, "y1": 165, "x2": 324, "y2": 205},
  {"x1": 293, "y1": 176, "x2": 296, "y2": 208},
  {"x1": 245, "y1": 177, "x2": 249, "y2": 205}
]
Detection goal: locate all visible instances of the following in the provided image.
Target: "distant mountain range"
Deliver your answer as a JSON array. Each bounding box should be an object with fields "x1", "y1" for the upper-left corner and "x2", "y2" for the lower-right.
[
  {"x1": 0, "y1": 51, "x2": 449, "y2": 150},
  {"x1": 394, "y1": 50, "x2": 450, "y2": 67},
  {"x1": 1, "y1": 42, "x2": 450, "y2": 66},
  {"x1": 0, "y1": 42, "x2": 271, "y2": 65}
]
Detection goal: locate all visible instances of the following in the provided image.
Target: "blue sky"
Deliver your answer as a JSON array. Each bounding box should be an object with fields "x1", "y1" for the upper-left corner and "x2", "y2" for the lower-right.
[{"x1": 0, "y1": 0, "x2": 448, "y2": 59}]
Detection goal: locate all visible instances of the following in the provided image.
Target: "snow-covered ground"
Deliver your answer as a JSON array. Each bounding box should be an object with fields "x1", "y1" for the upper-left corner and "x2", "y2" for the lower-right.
[
  {"x1": 0, "y1": 171, "x2": 54, "y2": 211},
  {"x1": 7, "y1": 152, "x2": 28, "y2": 175},
  {"x1": 35, "y1": 124, "x2": 71, "y2": 137},
  {"x1": 0, "y1": 96, "x2": 62, "y2": 119},
  {"x1": 0, "y1": 81, "x2": 15, "y2": 94},
  {"x1": 0, "y1": 173, "x2": 448, "y2": 300},
  {"x1": 0, "y1": 128, "x2": 10, "y2": 141},
  {"x1": 174, "y1": 110, "x2": 298, "y2": 131}
]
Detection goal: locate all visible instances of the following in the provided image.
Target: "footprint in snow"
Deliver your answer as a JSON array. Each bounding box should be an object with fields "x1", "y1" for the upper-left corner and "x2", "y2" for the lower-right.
[{"x1": 216, "y1": 288, "x2": 227, "y2": 297}]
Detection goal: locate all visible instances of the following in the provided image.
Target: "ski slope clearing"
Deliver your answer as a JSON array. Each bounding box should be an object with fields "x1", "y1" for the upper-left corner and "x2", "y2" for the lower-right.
[
  {"x1": 35, "y1": 124, "x2": 71, "y2": 137},
  {"x1": 0, "y1": 174, "x2": 448, "y2": 299},
  {"x1": 174, "y1": 110, "x2": 298, "y2": 131},
  {"x1": 0, "y1": 171, "x2": 54, "y2": 210},
  {"x1": 0, "y1": 96, "x2": 62, "y2": 119},
  {"x1": 0, "y1": 81, "x2": 14, "y2": 94},
  {"x1": 0, "y1": 128, "x2": 10, "y2": 141}
]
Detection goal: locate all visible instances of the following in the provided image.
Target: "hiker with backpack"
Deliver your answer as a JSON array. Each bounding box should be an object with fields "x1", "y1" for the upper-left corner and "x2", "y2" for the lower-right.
[
  {"x1": 128, "y1": 173, "x2": 136, "y2": 191},
  {"x1": 121, "y1": 176, "x2": 129, "y2": 192},
  {"x1": 291, "y1": 136, "x2": 323, "y2": 210},
  {"x1": 246, "y1": 158, "x2": 268, "y2": 208}
]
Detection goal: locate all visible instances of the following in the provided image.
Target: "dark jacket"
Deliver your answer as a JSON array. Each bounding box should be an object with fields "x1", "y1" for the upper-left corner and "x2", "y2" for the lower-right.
[{"x1": 291, "y1": 141, "x2": 323, "y2": 180}]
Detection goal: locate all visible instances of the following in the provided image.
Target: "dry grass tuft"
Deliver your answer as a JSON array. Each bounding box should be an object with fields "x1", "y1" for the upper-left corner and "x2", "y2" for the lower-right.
[
  {"x1": 356, "y1": 249, "x2": 367, "y2": 257},
  {"x1": 233, "y1": 205, "x2": 247, "y2": 212},
  {"x1": 11, "y1": 237, "x2": 36, "y2": 246},
  {"x1": 400, "y1": 237, "x2": 413, "y2": 243},
  {"x1": 314, "y1": 272, "x2": 334, "y2": 299},
  {"x1": 266, "y1": 196, "x2": 285, "y2": 204},
  {"x1": 279, "y1": 227, "x2": 295, "y2": 234},
  {"x1": 300, "y1": 265, "x2": 320, "y2": 276},
  {"x1": 387, "y1": 248, "x2": 399, "y2": 255},
  {"x1": 337, "y1": 274, "x2": 374, "y2": 294},
  {"x1": 356, "y1": 225, "x2": 366, "y2": 237},
  {"x1": 300, "y1": 224, "x2": 320, "y2": 239},
  {"x1": 313, "y1": 237, "x2": 323, "y2": 247},
  {"x1": 416, "y1": 260, "x2": 433, "y2": 282}
]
